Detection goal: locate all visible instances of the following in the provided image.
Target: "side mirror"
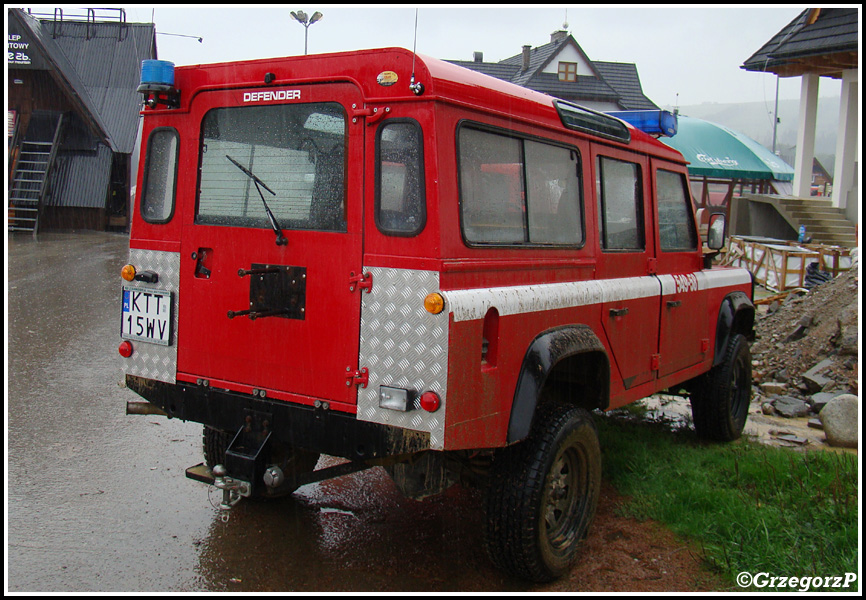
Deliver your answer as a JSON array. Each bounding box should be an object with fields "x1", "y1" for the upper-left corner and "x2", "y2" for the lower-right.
[{"x1": 707, "y1": 213, "x2": 726, "y2": 250}]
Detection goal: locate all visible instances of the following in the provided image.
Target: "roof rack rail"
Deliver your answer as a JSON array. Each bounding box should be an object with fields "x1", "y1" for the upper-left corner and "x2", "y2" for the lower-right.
[
  {"x1": 28, "y1": 7, "x2": 128, "y2": 40},
  {"x1": 553, "y1": 100, "x2": 631, "y2": 144}
]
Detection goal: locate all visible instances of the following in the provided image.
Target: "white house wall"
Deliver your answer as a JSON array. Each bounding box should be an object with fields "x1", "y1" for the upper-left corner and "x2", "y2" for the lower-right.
[{"x1": 541, "y1": 45, "x2": 594, "y2": 76}]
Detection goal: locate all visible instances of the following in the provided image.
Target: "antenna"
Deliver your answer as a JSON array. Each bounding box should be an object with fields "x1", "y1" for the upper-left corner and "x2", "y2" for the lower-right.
[
  {"x1": 563, "y1": 8, "x2": 569, "y2": 30},
  {"x1": 409, "y1": 8, "x2": 424, "y2": 95},
  {"x1": 157, "y1": 31, "x2": 203, "y2": 43}
]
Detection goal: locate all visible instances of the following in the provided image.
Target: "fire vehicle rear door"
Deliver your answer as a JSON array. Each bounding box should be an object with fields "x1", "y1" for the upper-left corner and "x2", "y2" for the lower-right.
[{"x1": 177, "y1": 82, "x2": 364, "y2": 408}]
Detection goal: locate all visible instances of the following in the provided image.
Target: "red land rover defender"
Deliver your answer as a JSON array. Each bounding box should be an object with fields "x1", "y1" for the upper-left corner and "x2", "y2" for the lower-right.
[{"x1": 121, "y1": 49, "x2": 754, "y2": 582}]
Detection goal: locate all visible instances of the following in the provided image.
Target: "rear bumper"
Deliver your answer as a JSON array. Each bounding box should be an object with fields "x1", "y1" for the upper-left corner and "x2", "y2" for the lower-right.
[{"x1": 126, "y1": 374, "x2": 431, "y2": 460}]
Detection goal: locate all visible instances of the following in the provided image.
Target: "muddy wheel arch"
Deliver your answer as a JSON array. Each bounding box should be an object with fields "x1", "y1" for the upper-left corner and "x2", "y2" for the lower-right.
[{"x1": 507, "y1": 325, "x2": 610, "y2": 444}]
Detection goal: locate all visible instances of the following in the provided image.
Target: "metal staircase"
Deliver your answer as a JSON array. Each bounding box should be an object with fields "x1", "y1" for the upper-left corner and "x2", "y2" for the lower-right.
[{"x1": 8, "y1": 112, "x2": 64, "y2": 234}]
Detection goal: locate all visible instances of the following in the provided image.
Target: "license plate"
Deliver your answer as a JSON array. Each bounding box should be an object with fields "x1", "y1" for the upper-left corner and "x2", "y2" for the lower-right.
[{"x1": 121, "y1": 286, "x2": 173, "y2": 346}]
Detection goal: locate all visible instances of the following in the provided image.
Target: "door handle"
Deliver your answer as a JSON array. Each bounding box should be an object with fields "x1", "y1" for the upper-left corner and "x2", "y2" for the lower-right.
[
  {"x1": 609, "y1": 307, "x2": 629, "y2": 318},
  {"x1": 666, "y1": 300, "x2": 682, "y2": 308}
]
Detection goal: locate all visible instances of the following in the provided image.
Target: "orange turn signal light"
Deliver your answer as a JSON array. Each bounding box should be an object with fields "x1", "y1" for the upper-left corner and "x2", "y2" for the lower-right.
[
  {"x1": 424, "y1": 292, "x2": 445, "y2": 315},
  {"x1": 121, "y1": 264, "x2": 136, "y2": 281}
]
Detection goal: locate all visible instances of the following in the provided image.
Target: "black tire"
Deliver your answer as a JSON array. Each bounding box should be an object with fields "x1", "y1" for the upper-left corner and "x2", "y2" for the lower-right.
[
  {"x1": 203, "y1": 426, "x2": 234, "y2": 469},
  {"x1": 483, "y1": 403, "x2": 601, "y2": 582},
  {"x1": 202, "y1": 426, "x2": 319, "y2": 497},
  {"x1": 690, "y1": 333, "x2": 752, "y2": 441}
]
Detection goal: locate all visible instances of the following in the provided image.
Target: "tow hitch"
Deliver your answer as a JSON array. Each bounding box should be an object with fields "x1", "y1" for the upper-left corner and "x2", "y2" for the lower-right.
[
  {"x1": 185, "y1": 459, "x2": 376, "y2": 509},
  {"x1": 186, "y1": 463, "x2": 252, "y2": 509}
]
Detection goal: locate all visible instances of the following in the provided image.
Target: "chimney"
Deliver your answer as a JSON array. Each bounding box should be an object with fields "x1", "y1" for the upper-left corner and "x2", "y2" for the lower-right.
[
  {"x1": 522, "y1": 45, "x2": 531, "y2": 71},
  {"x1": 473, "y1": 51, "x2": 483, "y2": 63},
  {"x1": 550, "y1": 30, "x2": 568, "y2": 43}
]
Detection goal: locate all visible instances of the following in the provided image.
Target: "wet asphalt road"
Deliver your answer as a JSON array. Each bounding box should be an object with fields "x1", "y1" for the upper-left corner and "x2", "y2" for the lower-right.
[{"x1": 6, "y1": 231, "x2": 528, "y2": 593}]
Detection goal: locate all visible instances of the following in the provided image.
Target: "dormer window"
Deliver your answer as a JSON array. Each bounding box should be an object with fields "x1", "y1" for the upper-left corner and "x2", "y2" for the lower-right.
[{"x1": 557, "y1": 61, "x2": 577, "y2": 82}]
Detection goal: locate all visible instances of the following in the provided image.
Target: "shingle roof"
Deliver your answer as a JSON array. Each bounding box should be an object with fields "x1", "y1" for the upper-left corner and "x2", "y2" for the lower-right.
[
  {"x1": 500, "y1": 37, "x2": 570, "y2": 87},
  {"x1": 524, "y1": 72, "x2": 620, "y2": 102},
  {"x1": 447, "y1": 33, "x2": 658, "y2": 110},
  {"x1": 742, "y1": 8, "x2": 858, "y2": 76},
  {"x1": 447, "y1": 60, "x2": 520, "y2": 81},
  {"x1": 593, "y1": 62, "x2": 658, "y2": 110}
]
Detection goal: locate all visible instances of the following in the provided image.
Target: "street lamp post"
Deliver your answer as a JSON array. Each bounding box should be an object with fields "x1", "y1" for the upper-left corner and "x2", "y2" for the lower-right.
[{"x1": 290, "y1": 10, "x2": 323, "y2": 55}]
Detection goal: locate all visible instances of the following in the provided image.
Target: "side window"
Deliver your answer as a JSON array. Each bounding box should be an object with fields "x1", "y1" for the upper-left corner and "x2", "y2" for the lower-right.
[
  {"x1": 458, "y1": 126, "x2": 582, "y2": 246},
  {"x1": 596, "y1": 156, "x2": 643, "y2": 251},
  {"x1": 656, "y1": 169, "x2": 698, "y2": 251},
  {"x1": 525, "y1": 140, "x2": 583, "y2": 245},
  {"x1": 140, "y1": 128, "x2": 179, "y2": 223},
  {"x1": 375, "y1": 120, "x2": 425, "y2": 236},
  {"x1": 459, "y1": 127, "x2": 525, "y2": 243}
]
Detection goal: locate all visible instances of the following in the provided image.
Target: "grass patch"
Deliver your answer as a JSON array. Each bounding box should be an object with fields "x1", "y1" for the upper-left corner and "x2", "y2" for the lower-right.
[{"x1": 595, "y1": 412, "x2": 859, "y2": 592}]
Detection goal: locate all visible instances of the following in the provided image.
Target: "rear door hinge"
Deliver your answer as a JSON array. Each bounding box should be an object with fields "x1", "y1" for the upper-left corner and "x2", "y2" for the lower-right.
[
  {"x1": 651, "y1": 353, "x2": 661, "y2": 371},
  {"x1": 346, "y1": 367, "x2": 369, "y2": 388},
  {"x1": 351, "y1": 105, "x2": 389, "y2": 125},
  {"x1": 349, "y1": 270, "x2": 373, "y2": 293}
]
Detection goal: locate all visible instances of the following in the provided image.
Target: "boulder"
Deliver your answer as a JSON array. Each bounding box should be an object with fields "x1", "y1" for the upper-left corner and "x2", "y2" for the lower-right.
[
  {"x1": 809, "y1": 391, "x2": 839, "y2": 413},
  {"x1": 837, "y1": 326, "x2": 858, "y2": 356},
  {"x1": 773, "y1": 396, "x2": 811, "y2": 418},
  {"x1": 802, "y1": 359, "x2": 835, "y2": 393},
  {"x1": 760, "y1": 381, "x2": 787, "y2": 396},
  {"x1": 819, "y1": 394, "x2": 859, "y2": 448}
]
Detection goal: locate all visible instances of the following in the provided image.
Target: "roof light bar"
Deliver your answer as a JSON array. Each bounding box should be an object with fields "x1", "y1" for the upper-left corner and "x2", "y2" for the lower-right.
[{"x1": 606, "y1": 110, "x2": 678, "y2": 138}]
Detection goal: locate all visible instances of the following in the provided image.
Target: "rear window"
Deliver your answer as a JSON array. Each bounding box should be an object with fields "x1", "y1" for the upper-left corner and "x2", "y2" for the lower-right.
[
  {"x1": 376, "y1": 120, "x2": 425, "y2": 236},
  {"x1": 196, "y1": 102, "x2": 347, "y2": 232},
  {"x1": 140, "y1": 127, "x2": 179, "y2": 224},
  {"x1": 458, "y1": 125, "x2": 583, "y2": 247}
]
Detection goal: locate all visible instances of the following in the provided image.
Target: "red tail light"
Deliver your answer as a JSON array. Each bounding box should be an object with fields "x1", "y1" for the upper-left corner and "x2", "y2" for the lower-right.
[
  {"x1": 419, "y1": 391, "x2": 441, "y2": 413},
  {"x1": 119, "y1": 340, "x2": 134, "y2": 358}
]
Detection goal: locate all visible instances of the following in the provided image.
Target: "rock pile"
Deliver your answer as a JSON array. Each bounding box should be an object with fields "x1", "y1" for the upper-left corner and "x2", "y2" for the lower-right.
[{"x1": 750, "y1": 258, "x2": 859, "y2": 448}]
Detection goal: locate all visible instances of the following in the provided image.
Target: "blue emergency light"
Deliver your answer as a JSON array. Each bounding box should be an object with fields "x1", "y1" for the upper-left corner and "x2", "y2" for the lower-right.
[
  {"x1": 138, "y1": 60, "x2": 179, "y2": 109},
  {"x1": 606, "y1": 110, "x2": 678, "y2": 138},
  {"x1": 140, "y1": 59, "x2": 175, "y2": 86}
]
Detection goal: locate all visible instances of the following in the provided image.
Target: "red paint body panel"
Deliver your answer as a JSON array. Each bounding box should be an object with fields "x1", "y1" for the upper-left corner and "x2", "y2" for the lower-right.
[{"x1": 126, "y1": 47, "x2": 752, "y2": 453}]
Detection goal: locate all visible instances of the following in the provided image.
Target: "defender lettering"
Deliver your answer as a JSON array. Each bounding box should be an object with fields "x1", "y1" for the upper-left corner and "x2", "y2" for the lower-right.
[
  {"x1": 243, "y1": 89, "x2": 301, "y2": 103},
  {"x1": 122, "y1": 48, "x2": 754, "y2": 583}
]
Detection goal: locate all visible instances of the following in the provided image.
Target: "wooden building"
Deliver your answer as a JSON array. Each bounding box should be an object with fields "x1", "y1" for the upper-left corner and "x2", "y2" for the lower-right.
[{"x1": 8, "y1": 8, "x2": 156, "y2": 232}]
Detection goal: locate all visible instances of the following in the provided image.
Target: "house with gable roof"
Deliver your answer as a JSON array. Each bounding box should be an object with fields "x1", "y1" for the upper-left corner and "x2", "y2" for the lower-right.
[
  {"x1": 448, "y1": 30, "x2": 659, "y2": 112},
  {"x1": 7, "y1": 7, "x2": 156, "y2": 233}
]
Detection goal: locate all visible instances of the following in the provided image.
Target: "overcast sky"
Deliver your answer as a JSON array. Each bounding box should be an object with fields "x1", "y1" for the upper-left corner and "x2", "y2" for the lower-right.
[{"x1": 27, "y1": 5, "x2": 847, "y2": 108}]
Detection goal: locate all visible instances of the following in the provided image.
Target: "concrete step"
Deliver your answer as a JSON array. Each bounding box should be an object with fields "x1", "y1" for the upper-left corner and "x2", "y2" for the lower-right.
[
  {"x1": 776, "y1": 197, "x2": 835, "y2": 209},
  {"x1": 772, "y1": 198, "x2": 857, "y2": 248},
  {"x1": 806, "y1": 232, "x2": 857, "y2": 246}
]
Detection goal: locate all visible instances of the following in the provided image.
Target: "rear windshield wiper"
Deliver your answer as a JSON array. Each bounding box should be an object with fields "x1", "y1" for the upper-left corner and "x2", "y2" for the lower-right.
[{"x1": 225, "y1": 154, "x2": 288, "y2": 246}]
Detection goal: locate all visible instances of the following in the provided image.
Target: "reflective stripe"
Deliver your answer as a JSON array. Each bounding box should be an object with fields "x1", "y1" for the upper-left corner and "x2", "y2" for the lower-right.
[
  {"x1": 444, "y1": 268, "x2": 751, "y2": 322},
  {"x1": 659, "y1": 269, "x2": 752, "y2": 295}
]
